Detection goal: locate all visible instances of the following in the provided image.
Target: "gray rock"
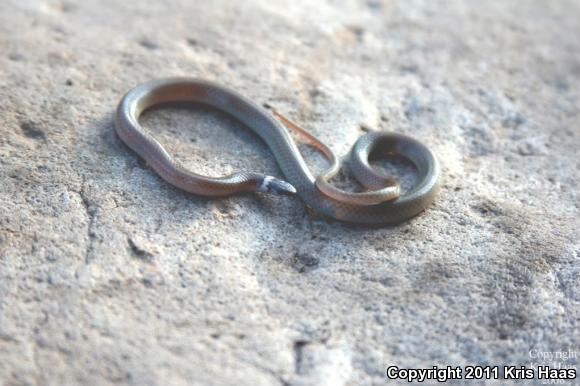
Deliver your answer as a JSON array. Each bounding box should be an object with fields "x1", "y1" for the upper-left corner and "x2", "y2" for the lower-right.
[{"x1": 0, "y1": 0, "x2": 578, "y2": 385}]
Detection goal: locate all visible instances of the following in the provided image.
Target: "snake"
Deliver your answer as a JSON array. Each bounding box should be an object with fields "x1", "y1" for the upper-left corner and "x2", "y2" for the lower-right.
[{"x1": 115, "y1": 78, "x2": 440, "y2": 224}]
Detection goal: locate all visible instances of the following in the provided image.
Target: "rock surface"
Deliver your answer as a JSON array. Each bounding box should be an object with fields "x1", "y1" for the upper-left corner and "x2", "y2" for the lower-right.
[{"x1": 1, "y1": 0, "x2": 579, "y2": 385}]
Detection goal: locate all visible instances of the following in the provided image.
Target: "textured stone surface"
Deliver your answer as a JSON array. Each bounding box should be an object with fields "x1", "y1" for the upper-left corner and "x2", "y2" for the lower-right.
[{"x1": 1, "y1": 0, "x2": 579, "y2": 385}]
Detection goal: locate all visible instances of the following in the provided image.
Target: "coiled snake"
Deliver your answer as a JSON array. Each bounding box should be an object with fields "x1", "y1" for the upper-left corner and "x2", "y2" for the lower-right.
[{"x1": 115, "y1": 78, "x2": 440, "y2": 224}]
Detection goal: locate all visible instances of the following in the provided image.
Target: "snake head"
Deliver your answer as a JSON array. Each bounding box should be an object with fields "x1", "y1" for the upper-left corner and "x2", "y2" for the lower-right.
[{"x1": 258, "y1": 176, "x2": 297, "y2": 196}]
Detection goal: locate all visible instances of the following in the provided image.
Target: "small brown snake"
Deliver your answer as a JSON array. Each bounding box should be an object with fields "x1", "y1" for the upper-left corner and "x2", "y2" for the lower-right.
[{"x1": 115, "y1": 78, "x2": 440, "y2": 224}]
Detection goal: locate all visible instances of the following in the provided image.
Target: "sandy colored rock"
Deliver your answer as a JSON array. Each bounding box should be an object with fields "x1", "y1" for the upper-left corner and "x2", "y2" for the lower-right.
[{"x1": 0, "y1": 0, "x2": 579, "y2": 385}]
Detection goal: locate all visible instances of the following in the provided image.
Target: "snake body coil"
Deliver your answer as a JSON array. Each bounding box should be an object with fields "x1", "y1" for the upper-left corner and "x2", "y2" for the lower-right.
[{"x1": 115, "y1": 78, "x2": 440, "y2": 224}]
